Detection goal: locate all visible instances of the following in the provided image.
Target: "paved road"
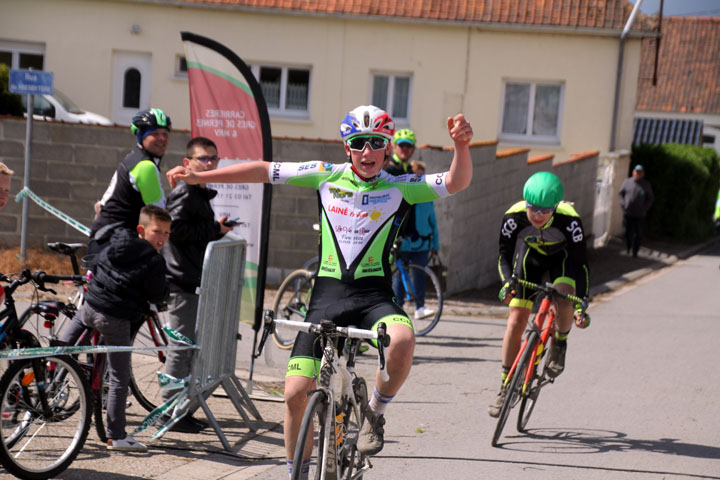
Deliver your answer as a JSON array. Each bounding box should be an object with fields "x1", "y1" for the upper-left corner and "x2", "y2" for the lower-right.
[{"x1": 5, "y1": 242, "x2": 719, "y2": 479}]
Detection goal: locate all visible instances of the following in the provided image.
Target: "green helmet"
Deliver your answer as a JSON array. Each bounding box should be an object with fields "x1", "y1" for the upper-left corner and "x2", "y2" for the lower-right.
[
  {"x1": 393, "y1": 128, "x2": 416, "y2": 146},
  {"x1": 130, "y1": 108, "x2": 172, "y2": 135},
  {"x1": 523, "y1": 171, "x2": 564, "y2": 208}
]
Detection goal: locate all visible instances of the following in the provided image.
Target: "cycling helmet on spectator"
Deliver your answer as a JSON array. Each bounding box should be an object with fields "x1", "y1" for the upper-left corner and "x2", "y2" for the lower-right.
[
  {"x1": 130, "y1": 108, "x2": 172, "y2": 140},
  {"x1": 340, "y1": 105, "x2": 395, "y2": 142},
  {"x1": 523, "y1": 171, "x2": 564, "y2": 208},
  {"x1": 393, "y1": 129, "x2": 416, "y2": 146}
]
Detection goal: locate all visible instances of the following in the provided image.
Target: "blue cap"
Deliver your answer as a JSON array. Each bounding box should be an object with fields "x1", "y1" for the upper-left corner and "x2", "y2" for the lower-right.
[{"x1": 634, "y1": 164, "x2": 644, "y2": 171}]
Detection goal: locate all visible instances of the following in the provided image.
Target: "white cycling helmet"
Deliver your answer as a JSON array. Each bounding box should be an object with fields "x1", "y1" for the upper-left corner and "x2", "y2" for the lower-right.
[{"x1": 339, "y1": 105, "x2": 395, "y2": 142}]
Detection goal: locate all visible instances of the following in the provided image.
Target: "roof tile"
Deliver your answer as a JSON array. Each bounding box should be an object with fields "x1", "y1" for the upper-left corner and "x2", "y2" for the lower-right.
[
  {"x1": 636, "y1": 17, "x2": 720, "y2": 114},
  {"x1": 170, "y1": 0, "x2": 652, "y2": 30}
]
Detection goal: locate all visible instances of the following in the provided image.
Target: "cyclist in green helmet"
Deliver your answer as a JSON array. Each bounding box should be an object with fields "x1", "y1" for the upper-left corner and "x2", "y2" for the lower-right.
[
  {"x1": 385, "y1": 128, "x2": 417, "y2": 175},
  {"x1": 489, "y1": 171, "x2": 590, "y2": 418}
]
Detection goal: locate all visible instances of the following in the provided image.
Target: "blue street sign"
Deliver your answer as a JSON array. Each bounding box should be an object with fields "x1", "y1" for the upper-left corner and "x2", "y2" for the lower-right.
[{"x1": 9, "y1": 69, "x2": 54, "y2": 95}]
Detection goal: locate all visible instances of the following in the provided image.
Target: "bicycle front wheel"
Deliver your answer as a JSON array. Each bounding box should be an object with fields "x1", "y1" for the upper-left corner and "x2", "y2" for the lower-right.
[
  {"x1": 517, "y1": 334, "x2": 552, "y2": 432},
  {"x1": 291, "y1": 390, "x2": 331, "y2": 480},
  {"x1": 0, "y1": 356, "x2": 91, "y2": 480},
  {"x1": 491, "y1": 332, "x2": 537, "y2": 447},
  {"x1": 392, "y1": 264, "x2": 443, "y2": 336},
  {"x1": 92, "y1": 356, "x2": 109, "y2": 443},
  {"x1": 273, "y1": 269, "x2": 314, "y2": 350},
  {"x1": 130, "y1": 314, "x2": 169, "y2": 412}
]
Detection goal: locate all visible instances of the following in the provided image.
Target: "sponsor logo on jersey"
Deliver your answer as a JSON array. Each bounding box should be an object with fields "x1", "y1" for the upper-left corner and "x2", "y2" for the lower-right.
[
  {"x1": 320, "y1": 162, "x2": 333, "y2": 171},
  {"x1": 298, "y1": 162, "x2": 317, "y2": 172},
  {"x1": 329, "y1": 186, "x2": 354, "y2": 199},
  {"x1": 361, "y1": 193, "x2": 391, "y2": 205},
  {"x1": 271, "y1": 162, "x2": 281, "y2": 182}
]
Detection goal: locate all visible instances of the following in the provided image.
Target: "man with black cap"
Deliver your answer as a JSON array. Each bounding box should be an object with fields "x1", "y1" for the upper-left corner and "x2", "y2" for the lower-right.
[
  {"x1": 89, "y1": 108, "x2": 172, "y2": 257},
  {"x1": 619, "y1": 164, "x2": 654, "y2": 258}
]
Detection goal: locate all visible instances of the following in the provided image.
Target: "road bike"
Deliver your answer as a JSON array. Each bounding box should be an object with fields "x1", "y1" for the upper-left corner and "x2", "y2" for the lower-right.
[
  {"x1": 391, "y1": 247, "x2": 443, "y2": 336},
  {"x1": 256, "y1": 311, "x2": 391, "y2": 480},
  {"x1": 0, "y1": 270, "x2": 91, "y2": 480},
  {"x1": 491, "y1": 276, "x2": 589, "y2": 447}
]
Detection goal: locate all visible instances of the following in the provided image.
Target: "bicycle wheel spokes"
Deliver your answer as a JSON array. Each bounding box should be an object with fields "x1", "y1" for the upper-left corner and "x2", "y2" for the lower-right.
[
  {"x1": 518, "y1": 338, "x2": 552, "y2": 432},
  {"x1": 0, "y1": 357, "x2": 91, "y2": 479},
  {"x1": 339, "y1": 378, "x2": 369, "y2": 480},
  {"x1": 130, "y1": 317, "x2": 168, "y2": 412},
  {"x1": 396, "y1": 265, "x2": 443, "y2": 337},
  {"x1": 492, "y1": 334, "x2": 536, "y2": 447},
  {"x1": 273, "y1": 270, "x2": 314, "y2": 350}
]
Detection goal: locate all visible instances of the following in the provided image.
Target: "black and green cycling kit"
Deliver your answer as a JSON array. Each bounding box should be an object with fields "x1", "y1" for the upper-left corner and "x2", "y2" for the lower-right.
[
  {"x1": 269, "y1": 160, "x2": 451, "y2": 378},
  {"x1": 91, "y1": 145, "x2": 165, "y2": 238},
  {"x1": 498, "y1": 200, "x2": 589, "y2": 309}
]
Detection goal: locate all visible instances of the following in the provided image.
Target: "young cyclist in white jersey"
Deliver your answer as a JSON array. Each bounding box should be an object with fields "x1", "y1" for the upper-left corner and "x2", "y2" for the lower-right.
[{"x1": 167, "y1": 105, "x2": 473, "y2": 479}]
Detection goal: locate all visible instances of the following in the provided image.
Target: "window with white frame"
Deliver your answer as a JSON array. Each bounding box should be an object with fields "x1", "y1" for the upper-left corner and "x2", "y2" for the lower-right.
[
  {"x1": 500, "y1": 81, "x2": 563, "y2": 143},
  {"x1": 0, "y1": 40, "x2": 45, "y2": 70},
  {"x1": 371, "y1": 73, "x2": 411, "y2": 122},
  {"x1": 249, "y1": 64, "x2": 310, "y2": 117}
]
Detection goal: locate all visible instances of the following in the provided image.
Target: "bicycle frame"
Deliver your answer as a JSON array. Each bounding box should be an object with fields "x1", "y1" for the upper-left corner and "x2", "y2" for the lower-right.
[{"x1": 505, "y1": 294, "x2": 556, "y2": 396}]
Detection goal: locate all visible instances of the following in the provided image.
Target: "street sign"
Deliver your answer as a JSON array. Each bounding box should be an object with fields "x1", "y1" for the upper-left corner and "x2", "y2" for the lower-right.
[{"x1": 9, "y1": 69, "x2": 54, "y2": 95}]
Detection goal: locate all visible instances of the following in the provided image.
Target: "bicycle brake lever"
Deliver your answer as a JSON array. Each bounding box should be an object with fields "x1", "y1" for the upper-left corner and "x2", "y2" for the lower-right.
[{"x1": 376, "y1": 323, "x2": 390, "y2": 382}]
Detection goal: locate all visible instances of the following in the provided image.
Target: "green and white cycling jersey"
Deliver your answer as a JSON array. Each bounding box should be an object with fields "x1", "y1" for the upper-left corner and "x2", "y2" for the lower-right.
[{"x1": 269, "y1": 161, "x2": 451, "y2": 283}]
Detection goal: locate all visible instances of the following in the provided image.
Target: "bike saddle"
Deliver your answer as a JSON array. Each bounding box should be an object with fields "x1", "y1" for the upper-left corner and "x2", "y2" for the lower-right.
[{"x1": 47, "y1": 242, "x2": 87, "y2": 256}]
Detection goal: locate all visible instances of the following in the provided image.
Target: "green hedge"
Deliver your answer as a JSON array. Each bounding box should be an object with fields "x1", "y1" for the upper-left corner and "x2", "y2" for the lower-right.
[{"x1": 631, "y1": 143, "x2": 720, "y2": 241}]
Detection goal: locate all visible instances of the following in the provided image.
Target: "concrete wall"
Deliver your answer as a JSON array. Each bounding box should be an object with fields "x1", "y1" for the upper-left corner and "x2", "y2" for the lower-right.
[{"x1": 0, "y1": 117, "x2": 599, "y2": 294}]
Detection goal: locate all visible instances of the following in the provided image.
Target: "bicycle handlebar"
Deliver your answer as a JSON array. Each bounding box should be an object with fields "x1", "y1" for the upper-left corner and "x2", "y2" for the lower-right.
[
  {"x1": 0, "y1": 270, "x2": 87, "y2": 297},
  {"x1": 256, "y1": 309, "x2": 392, "y2": 380},
  {"x1": 510, "y1": 275, "x2": 589, "y2": 313}
]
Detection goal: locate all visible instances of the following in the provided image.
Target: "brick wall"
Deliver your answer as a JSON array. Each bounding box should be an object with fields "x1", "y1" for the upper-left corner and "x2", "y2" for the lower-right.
[{"x1": 0, "y1": 117, "x2": 600, "y2": 294}]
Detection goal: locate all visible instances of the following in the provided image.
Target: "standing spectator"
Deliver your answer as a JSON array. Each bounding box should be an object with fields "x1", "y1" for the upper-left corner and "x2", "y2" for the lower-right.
[
  {"x1": 0, "y1": 162, "x2": 14, "y2": 210},
  {"x1": 618, "y1": 164, "x2": 654, "y2": 258},
  {"x1": 393, "y1": 160, "x2": 440, "y2": 320},
  {"x1": 385, "y1": 128, "x2": 416, "y2": 176},
  {"x1": 89, "y1": 108, "x2": 172, "y2": 258},
  {"x1": 160, "y1": 137, "x2": 232, "y2": 432},
  {"x1": 60, "y1": 205, "x2": 171, "y2": 451}
]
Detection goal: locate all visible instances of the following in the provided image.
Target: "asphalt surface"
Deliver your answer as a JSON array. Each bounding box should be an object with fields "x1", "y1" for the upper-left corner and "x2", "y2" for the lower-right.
[{"x1": 4, "y1": 234, "x2": 718, "y2": 480}]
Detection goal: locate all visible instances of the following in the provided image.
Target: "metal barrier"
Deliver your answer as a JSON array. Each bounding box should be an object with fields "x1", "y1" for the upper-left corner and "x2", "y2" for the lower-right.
[{"x1": 186, "y1": 234, "x2": 263, "y2": 450}]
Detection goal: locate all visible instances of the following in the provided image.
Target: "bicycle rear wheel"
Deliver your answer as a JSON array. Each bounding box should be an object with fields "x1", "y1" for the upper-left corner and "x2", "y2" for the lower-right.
[
  {"x1": 0, "y1": 356, "x2": 91, "y2": 480},
  {"x1": 392, "y1": 264, "x2": 443, "y2": 336},
  {"x1": 129, "y1": 314, "x2": 168, "y2": 412},
  {"x1": 291, "y1": 390, "x2": 331, "y2": 480},
  {"x1": 517, "y1": 336, "x2": 553, "y2": 432},
  {"x1": 491, "y1": 332, "x2": 537, "y2": 447},
  {"x1": 273, "y1": 269, "x2": 314, "y2": 350}
]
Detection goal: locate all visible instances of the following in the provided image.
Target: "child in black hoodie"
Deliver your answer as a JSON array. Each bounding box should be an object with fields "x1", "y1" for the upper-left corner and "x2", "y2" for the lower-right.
[{"x1": 61, "y1": 205, "x2": 170, "y2": 451}]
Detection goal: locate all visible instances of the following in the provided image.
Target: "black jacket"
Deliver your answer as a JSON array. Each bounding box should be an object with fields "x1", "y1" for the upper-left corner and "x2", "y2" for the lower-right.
[
  {"x1": 162, "y1": 182, "x2": 223, "y2": 293},
  {"x1": 91, "y1": 145, "x2": 164, "y2": 238},
  {"x1": 86, "y1": 228, "x2": 169, "y2": 320}
]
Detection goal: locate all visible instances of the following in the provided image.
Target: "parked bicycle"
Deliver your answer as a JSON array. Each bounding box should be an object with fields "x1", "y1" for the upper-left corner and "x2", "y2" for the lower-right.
[
  {"x1": 39, "y1": 242, "x2": 169, "y2": 414},
  {"x1": 0, "y1": 270, "x2": 91, "y2": 480},
  {"x1": 256, "y1": 310, "x2": 391, "y2": 480},
  {"x1": 391, "y1": 245, "x2": 443, "y2": 336},
  {"x1": 491, "y1": 275, "x2": 589, "y2": 447}
]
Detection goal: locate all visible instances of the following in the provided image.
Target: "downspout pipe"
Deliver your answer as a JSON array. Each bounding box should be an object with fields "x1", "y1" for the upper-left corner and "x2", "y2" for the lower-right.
[{"x1": 609, "y1": 0, "x2": 643, "y2": 152}]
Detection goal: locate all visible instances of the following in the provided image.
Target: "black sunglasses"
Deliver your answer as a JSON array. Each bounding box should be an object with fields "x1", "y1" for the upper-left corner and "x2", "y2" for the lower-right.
[{"x1": 347, "y1": 136, "x2": 389, "y2": 151}]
